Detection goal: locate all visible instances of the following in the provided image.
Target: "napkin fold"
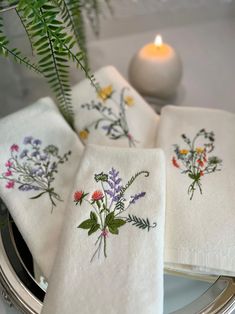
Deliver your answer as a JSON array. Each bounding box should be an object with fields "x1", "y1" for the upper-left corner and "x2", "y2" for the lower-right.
[
  {"x1": 156, "y1": 105, "x2": 235, "y2": 275},
  {"x1": 0, "y1": 98, "x2": 84, "y2": 279},
  {"x1": 42, "y1": 145, "x2": 166, "y2": 314},
  {"x1": 72, "y1": 66, "x2": 159, "y2": 148}
]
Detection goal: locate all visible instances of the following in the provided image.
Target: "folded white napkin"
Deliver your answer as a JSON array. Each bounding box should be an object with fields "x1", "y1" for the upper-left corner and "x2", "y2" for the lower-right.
[
  {"x1": 72, "y1": 66, "x2": 159, "y2": 148},
  {"x1": 0, "y1": 98, "x2": 84, "y2": 279},
  {"x1": 42, "y1": 145, "x2": 165, "y2": 314},
  {"x1": 156, "y1": 105, "x2": 235, "y2": 275}
]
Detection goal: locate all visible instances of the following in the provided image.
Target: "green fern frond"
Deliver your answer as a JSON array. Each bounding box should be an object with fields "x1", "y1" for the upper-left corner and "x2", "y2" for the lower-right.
[
  {"x1": 17, "y1": 1, "x2": 74, "y2": 125},
  {"x1": 54, "y1": 0, "x2": 89, "y2": 69},
  {"x1": 0, "y1": 15, "x2": 41, "y2": 73}
]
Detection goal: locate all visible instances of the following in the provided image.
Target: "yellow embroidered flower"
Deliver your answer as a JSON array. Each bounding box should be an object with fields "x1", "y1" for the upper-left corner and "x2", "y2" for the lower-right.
[
  {"x1": 79, "y1": 130, "x2": 89, "y2": 140},
  {"x1": 97, "y1": 85, "x2": 113, "y2": 101},
  {"x1": 124, "y1": 96, "x2": 134, "y2": 106},
  {"x1": 196, "y1": 147, "x2": 204, "y2": 154},
  {"x1": 179, "y1": 149, "x2": 189, "y2": 155}
]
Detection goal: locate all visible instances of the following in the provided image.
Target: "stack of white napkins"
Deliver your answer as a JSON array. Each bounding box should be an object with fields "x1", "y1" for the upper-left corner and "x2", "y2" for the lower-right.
[
  {"x1": 2, "y1": 65, "x2": 235, "y2": 314},
  {"x1": 42, "y1": 145, "x2": 166, "y2": 314},
  {"x1": 72, "y1": 66, "x2": 159, "y2": 148},
  {"x1": 0, "y1": 98, "x2": 84, "y2": 279},
  {"x1": 156, "y1": 105, "x2": 235, "y2": 276}
]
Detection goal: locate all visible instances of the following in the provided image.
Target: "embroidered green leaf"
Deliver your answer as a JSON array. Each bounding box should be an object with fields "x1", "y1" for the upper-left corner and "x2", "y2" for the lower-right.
[
  {"x1": 90, "y1": 211, "x2": 97, "y2": 222},
  {"x1": 104, "y1": 212, "x2": 114, "y2": 225},
  {"x1": 88, "y1": 223, "x2": 100, "y2": 236},
  {"x1": 105, "y1": 212, "x2": 126, "y2": 235},
  {"x1": 78, "y1": 219, "x2": 94, "y2": 229}
]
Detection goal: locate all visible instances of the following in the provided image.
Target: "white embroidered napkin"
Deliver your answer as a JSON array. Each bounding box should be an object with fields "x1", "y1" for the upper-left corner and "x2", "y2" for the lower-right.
[
  {"x1": 72, "y1": 66, "x2": 159, "y2": 148},
  {"x1": 42, "y1": 145, "x2": 165, "y2": 314},
  {"x1": 156, "y1": 105, "x2": 235, "y2": 275},
  {"x1": 0, "y1": 98, "x2": 84, "y2": 279}
]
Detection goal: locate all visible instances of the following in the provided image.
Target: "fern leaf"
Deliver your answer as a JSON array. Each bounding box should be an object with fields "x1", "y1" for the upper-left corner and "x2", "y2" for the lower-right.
[
  {"x1": 17, "y1": 1, "x2": 74, "y2": 126},
  {"x1": 55, "y1": 0, "x2": 89, "y2": 69},
  {"x1": 0, "y1": 15, "x2": 41, "y2": 73}
]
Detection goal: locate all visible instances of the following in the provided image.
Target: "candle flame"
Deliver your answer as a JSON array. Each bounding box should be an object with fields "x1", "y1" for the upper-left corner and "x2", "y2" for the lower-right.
[{"x1": 154, "y1": 35, "x2": 163, "y2": 47}]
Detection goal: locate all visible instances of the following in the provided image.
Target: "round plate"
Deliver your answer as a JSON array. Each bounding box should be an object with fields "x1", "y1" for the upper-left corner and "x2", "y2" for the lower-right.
[{"x1": 0, "y1": 197, "x2": 235, "y2": 314}]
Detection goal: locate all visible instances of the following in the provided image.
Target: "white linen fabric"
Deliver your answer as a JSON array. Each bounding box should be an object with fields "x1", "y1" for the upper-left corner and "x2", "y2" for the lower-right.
[
  {"x1": 0, "y1": 98, "x2": 84, "y2": 279},
  {"x1": 72, "y1": 66, "x2": 159, "y2": 148},
  {"x1": 156, "y1": 105, "x2": 235, "y2": 275},
  {"x1": 42, "y1": 144, "x2": 166, "y2": 314}
]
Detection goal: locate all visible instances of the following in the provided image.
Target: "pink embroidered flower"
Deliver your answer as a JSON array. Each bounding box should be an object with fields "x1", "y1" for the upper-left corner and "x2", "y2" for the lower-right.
[
  {"x1": 200, "y1": 171, "x2": 204, "y2": 177},
  {"x1": 91, "y1": 190, "x2": 104, "y2": 201},
  {"x1": 74, "y1": 191, "x2": 84, "y2": 202},
  {"x1": 10, "y1": 144, "x2": 19, "y2": 152},
  {"x1": 172, "y1": 157, "x2": 180, "y2": 168},
  {"x1": 101, "y1": 229, "x2": 108, "y2": 238},
  {"x1": 6, "y1": 181, "x2": 14, "y2": 189},
  {"x1": 5, "y1": 161, "x2": 12, "y2": 168},
  {"x1": 5, "y1": 170, "x2": 12, "y2": 177}
]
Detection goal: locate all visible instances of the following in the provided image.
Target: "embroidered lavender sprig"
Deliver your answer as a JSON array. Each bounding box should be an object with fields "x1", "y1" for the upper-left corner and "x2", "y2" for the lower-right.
[
  {"x1": 0, "y1": 136, "x2": 71, "y2": 212},
  {"x1": 74, "y1": 167, "x2": 156, "y2": 262}
]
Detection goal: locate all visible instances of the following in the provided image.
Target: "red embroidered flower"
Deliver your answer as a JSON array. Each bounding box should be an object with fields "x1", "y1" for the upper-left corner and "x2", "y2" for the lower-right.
[
  {"x1": 197, "y1": 159, "x2": 204, "y2": 167},
  {"x1": 172, "y1": 157, "x2": 180, "y2": 168},
  {"x1": 5, "y1": 161, "x2": 12, "y2": 168},
  {"x1": 10, "y1": 144, "x2": 19, "y2": 152},
  {"x1": 5, "y1": 170, "x2": 12, "y2": 177},
  {"x1": 91, "y1": 190, "x2": 104, "y2": 201},
  {"x1": 74, "y1": 191, "x2": 84, "y2": 202},
  {"x1": 6, "y1": 181, "x2": 14, "y2": 189},
  {"x1": 200, "y1": 171, "x2": 204, "y2": 176}
]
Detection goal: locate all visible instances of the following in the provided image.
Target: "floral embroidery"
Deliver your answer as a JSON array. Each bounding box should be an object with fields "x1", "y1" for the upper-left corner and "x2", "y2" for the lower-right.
[
  {"x1": 97, "y1": 85, "x2": 113, "y2": 101},
  {"x1": 172, "y1": 129, "x2": 222, "y2": 200},
  {"x1": 124, "y1": 95, "x2": 134, "y2": 106},
  {"x1": 80, "y1": 86, "x2": 137, "y2": 147},
  {"x1": 79, "y1": 129, "x2": 89, "y2": 140},
  {"x1": 74, "y1": 168, "x2": 156, "y2": 262},
  {"x1": 0, "y1": 136, "x2": 71, "y2": 212}
]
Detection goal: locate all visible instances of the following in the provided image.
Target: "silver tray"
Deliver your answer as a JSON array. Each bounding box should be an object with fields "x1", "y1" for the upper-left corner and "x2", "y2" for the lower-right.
[{"x1": 0, "y1": 197, "x2": 235, "y2": 314}]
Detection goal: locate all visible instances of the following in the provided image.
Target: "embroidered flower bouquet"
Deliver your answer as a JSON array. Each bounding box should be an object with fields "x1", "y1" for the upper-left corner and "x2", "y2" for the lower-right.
[
  {"x1": 74, "y1": 168, "x2": 157, "y2": 262},
  {"x1": 0, "y1": 137, "x2": 71, "y2": 211},
  {"x1": 172, "y1": 129, "x2": 222, "y2": 199}
]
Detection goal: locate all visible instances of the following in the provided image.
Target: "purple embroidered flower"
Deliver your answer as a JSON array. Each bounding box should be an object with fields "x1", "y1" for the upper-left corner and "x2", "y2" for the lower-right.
[
  {"x1": 40, "y1": 154, "x2": 48, "y2": 161},
  {"x1": 19, "y1": 184, "x2": 40, "y2": 191},
  {"x1": 36, "y1": 168, "x2": 45, "y2": 177},
  {"x1": 31, "y1": 151, "x2": 40, "y2": 157},
  {"x1": 33, "y1": 139, "x2": 42, "y2": 146},
  {"x1": 105, "y1": 167, "x2": 122, "y2": 202},
  {"x1": 129, "y1": 192, "x2": 146, "y2": 205},
  {"x1": 30, "y1": 168, "x2": 38, "y2": 175},
  {"x1": 23, "y1": 136, "x2": 33, "y2": 145},
  {"x1": 20, "y1": 149, "x2": 28, "y2": 159}
]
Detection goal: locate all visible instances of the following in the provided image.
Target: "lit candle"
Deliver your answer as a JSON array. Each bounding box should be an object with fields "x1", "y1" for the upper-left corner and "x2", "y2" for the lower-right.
[{"x1": 129, "y1": 35, "x2": 182, "y2": 99}]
